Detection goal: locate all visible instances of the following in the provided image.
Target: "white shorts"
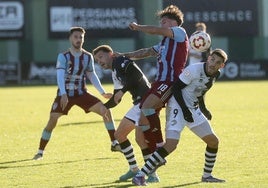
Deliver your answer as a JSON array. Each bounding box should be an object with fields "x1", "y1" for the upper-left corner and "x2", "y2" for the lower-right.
[
  {"x1": 125, "y1": 104, "x2": 141, "y2": 126},
  {"x1": 165, "y1": 96, "x2": 214, "y2": 140}
]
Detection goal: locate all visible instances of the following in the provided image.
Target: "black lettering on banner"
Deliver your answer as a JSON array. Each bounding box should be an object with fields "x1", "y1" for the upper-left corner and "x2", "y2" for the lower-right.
[{"x1": 6, "y1": 6, "x2": 17, "y2": 17}]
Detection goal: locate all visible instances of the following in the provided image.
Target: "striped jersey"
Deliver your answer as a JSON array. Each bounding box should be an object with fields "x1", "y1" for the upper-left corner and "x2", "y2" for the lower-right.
[
  {"x1": 153, "y1": 26, "x2": 188, "y2": 82},
  {"x1": 56, "y1": 49, "x2": 94, "y2": 97}
]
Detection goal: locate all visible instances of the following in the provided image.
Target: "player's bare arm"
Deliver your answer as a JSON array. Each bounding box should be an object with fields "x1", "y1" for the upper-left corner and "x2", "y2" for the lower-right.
[
  {"x1": 114, "y1": 90, "x2": 124, "y2": 104},
  {"x1": 122, "y1": 47, "x2": 157, "y2": 60},
  {"x1": 129, "y1": 22, "x2": 174, "y2": 38}
]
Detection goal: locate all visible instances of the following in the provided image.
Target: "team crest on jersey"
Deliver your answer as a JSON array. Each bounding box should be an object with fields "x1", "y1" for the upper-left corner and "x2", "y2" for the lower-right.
[{"x1": 121, "y1": 60, "x2": 128, "y2": 68}]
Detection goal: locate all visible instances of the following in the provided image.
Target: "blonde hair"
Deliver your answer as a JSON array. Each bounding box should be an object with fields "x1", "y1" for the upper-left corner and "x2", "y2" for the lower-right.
[
  {"x1": 92, "y1": 45, "x2": 113, "y2": 56},
  {"x1": 195, "y1": 22, "x2": 207, "y2": 32}
]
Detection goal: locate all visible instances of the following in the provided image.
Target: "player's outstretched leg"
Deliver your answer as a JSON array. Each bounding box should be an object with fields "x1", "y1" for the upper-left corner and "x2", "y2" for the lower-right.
[
  {"x1": 132, "y1": 147, "x2": 168, "y2": 186},
  {"x1": 92, "y1": 103, "x2": 121, "y2": 152},
  {"x1": 141, "y1": 108, "x2": 164, "y2": 147},
  {"x1": 33, "y1": 129, "x2": 52, "y2": 160},
  {"x1": 140, "y1": 144, "x2": 160, "y2": 183},
  {"x1": 33, "y1": 113, "x2": 60, "y2": 160},
  {"x1": 201, "y1": 146, "x2": 225, "y2": 183},
  {"x1": 115, "y1": 119, "x2": 139, "y2": 180}
]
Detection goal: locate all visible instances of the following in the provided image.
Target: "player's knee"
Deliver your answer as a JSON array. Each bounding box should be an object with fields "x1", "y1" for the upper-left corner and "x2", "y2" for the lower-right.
[
  {"x1": 164, "y1": 143, "x2": 177, "y2": 153},
  {"x1": 170, "y1": 143, "x2": 178, "y2": 152},
  {"x1": 207, "y1": 135, "x2": 219, "y2": 148},
  {"x1": 100, "y1": 105, "x2": 109, "y2": 116},
  {"x1": 49, "y1": 112, "x2": 62, "y2": 121},
  {"x1": 213, "y1": 136, "x2": 219, "y2": 147},
  {"x1": 163, "y1": 138, "x2": 179, "y2": 153},
  {"x1": 46, "y1": 113, "x2": 61, "y2": 130}
]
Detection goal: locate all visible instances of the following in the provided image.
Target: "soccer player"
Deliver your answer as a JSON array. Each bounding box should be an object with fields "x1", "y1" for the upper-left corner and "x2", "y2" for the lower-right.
[
  {"x1": 33, "y1": 27, "x2": 120, "y2": 160},
  {"x1": 132, "y1": 49, "x2": 228, "y2": 186},
  {"x1": 92, "y1": 45, "x2": 160, "y2": 183},
  {"x1": 119, "y1": 5, "x2": 188, "y2": 149},
  {"x1": 188, "y1": 22, "x2": 211, "y2": 65}
]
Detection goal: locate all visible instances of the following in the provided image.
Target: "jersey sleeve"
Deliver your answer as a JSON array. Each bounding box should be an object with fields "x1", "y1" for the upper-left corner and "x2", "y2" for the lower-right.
[
  {"x1": 171, "y1": 26, "x2": 187, "y2": 42},
  {"x1": 57, "y1": 69, "x2": 66, "y2": 95},
  {"x1": 87, "y1": 71, "x2": 105, "y2": 94},
  {"x1": 56, "y1": 53, "x2": 67, "y2": 69},
  {"x1": 179, "y1": 65, "x2": 194, "y2": 85},
  {"x1": 85, "y1": 54, "x2": 95, "y2": 72}
]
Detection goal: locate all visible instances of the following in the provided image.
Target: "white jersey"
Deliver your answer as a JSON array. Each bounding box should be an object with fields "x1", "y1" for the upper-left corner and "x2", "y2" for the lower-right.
[
  {"x1": 179, "y1": 63, "x2": 218, "y2": 109},
  {"x1": 166, "y1": 62, "x2": 219, "y2": 139}
]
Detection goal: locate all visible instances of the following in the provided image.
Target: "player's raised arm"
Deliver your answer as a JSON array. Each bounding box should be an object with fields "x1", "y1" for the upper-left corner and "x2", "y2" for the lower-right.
[
  {"x1": 129, "y1": 22, "x2": 174, "y2": 38},
  {"x1": 120, "y1": 47, "x2": 157, "y2": 61}
]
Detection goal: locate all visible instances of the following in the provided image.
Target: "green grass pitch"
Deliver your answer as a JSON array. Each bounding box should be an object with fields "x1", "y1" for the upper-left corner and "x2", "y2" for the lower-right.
[{"x1": 0, "y1": 81, "x2": 267, "y2": 187}]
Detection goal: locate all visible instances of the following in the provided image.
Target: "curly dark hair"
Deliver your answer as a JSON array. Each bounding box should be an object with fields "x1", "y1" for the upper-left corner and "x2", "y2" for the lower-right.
[{"x1": 157, "y1": 5, "x2": 184, "y2": 26}]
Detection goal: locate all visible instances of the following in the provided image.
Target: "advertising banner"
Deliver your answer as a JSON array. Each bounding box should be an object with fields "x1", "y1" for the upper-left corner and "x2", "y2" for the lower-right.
[
  {"x1": 220, "y1": 60, "x2": 268, "y2": 80},
  {"x1": 0, "y1": 0, "x2": 24, "y2": 39},
  {"x1": 163, "y1": 0, "x2": 258, "y2": 36},
  {"x1": 48, "y1": 0, "x2": 139, "y2": 39},
  {"x1": 0, "y1": 63, "x2": 20, "y2": 85}
]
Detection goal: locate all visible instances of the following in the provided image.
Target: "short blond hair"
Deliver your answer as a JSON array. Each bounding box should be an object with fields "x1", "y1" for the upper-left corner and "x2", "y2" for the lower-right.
[
  {"x1": 195, "y1": 22, "x2": 207, "y2": 31},
  {"x1": 92, "y1": 45, "x2": 113, "y2": 56}
]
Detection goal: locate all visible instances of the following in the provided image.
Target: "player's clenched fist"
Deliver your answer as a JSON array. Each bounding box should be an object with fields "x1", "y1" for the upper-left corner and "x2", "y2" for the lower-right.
[{"x1": 129, "y1": 22, "x2": 138, "y2": 30}]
